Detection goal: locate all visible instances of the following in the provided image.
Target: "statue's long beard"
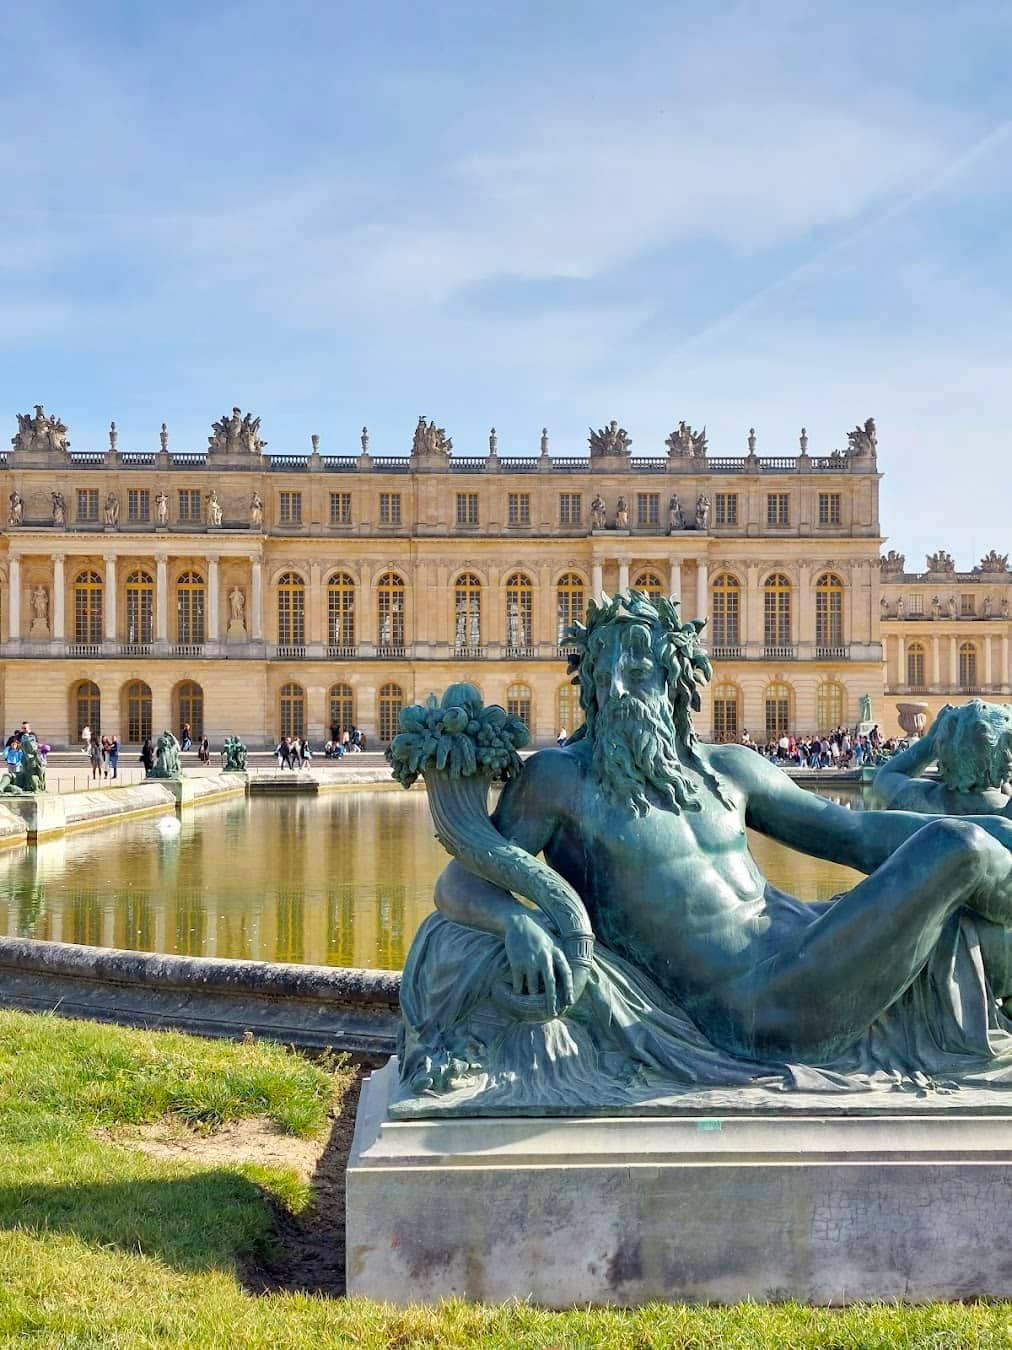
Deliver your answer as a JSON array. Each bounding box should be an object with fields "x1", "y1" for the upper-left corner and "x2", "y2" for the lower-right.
[{"x1": 592, "y1": 693, "x2": 703, "y2": 816}]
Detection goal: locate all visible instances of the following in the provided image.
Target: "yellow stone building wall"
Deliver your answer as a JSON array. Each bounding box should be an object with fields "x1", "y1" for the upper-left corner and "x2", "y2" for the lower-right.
[{"x1": 0, "y1": 431, "x2": 887, "y2": 746}]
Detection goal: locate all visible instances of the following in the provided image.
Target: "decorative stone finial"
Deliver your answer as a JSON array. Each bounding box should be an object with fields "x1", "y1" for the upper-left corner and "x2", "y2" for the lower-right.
[
  {"x1": 361, "y1": 425, "x2": 369, "y2": 453},
  {"x1": 160, "y1": 422, "x2": 168, "y2": 452},
  {"x1": 540, "y1": 427, "x2": 549, "y2": 456},
  {"x1": 108, "y1": 421, "x2": 118, "y2": 452},
  {"x1": 489, "y1": 427, "x2": 498, "y2": 455},
  {"x1": 747, "y1": 427, "x2": 757, "y2": 455}
]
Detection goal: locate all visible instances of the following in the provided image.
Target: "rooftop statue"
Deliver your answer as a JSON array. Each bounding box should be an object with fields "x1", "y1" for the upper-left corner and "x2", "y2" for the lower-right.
[
  {"x1": 208, "y1": 407, "x2": 266, "y2": 456},
  {"x1": 588, "y1": 419, "x2": 632, "y2": 457},
  {"x1": 880, "y1": 549, "x2": 905, "y2": 575},
  {"x1": 412, "y1": 416, "x2": 453, "y2": 457},
  {"x1": 926, "y1": 549, "x2": 956, "y2": 574},
  {"x1": 389, "y1": 590, "x2": 1012, "y2": 1117},
  {"x1": 872, "y1": 701, "x2": 1012, "y2": 817},
  {"x1": 665, "y1": 420, "x2": 707, "y2": 458},
  {"x1": 846, "y1": 416, "x2": 877, "y2": 458},
  {"x1": 11, "y1": 405, "x2": 69, "y2": 455},
  {"x1": 977, "y1": 550, "x2": 1010, "y2": 574}
]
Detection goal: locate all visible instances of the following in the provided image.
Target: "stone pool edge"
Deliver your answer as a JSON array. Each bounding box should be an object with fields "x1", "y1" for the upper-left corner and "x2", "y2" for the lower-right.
[{"x1": 0, "y1": 934, "x2": 401, "y2": 1054}]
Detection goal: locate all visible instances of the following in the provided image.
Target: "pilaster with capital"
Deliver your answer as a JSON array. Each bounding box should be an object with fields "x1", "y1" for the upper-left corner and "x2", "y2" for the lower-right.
[
  {"x1": 207, "y1": 556, "x2": 220, "y2": 643},
  {"x1": 251, "y1": 558, "x2": 264, "y2": 641},
  {"x1": 52, "y1": 556, "x2": 65, "y2": 641},
  {"x1": 155, "y1": 556, "x2": 169, "y2": 648},
  {"x1": 694, "y1": 559, "x2": 709, "y2": 627},
  {"x1": 103, "y1": 555, "x2": 117, "y2": 643},
  {"x1": 8, "y1": 556, "x2": 21, "y2": 641}
]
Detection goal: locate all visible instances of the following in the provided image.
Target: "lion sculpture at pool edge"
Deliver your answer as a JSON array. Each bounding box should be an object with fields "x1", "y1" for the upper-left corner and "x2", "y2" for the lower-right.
[{"x1": 388, "y1": 590, "x2": 1012, "y2": 1116}]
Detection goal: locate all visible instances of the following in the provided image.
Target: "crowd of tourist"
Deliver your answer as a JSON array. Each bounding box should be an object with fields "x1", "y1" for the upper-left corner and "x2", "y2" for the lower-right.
[
  {"x1": 738, "y1": 724, "x2": 901, "y2": 769},
  {"x1": 80, "y1": 726, "x2": 121, "y2": 779},
  {"x1": 323, "y1": 726, "x2": 368, "y2": 757},
  {"x1": 4, "y1": 721, "x2": 49, "y2": 770}
]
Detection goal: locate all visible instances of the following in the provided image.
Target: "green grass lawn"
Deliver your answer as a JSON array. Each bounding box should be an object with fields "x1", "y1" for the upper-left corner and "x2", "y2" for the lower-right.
[{"x1": 2, "y1": 1009, "x2": 1012, "y2": 1347}]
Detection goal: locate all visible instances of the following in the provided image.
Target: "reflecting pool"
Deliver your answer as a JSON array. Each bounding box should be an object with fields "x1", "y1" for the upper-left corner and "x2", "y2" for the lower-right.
[{"x1": 0, "y1": 787, "x2": 866, "y2": 970}]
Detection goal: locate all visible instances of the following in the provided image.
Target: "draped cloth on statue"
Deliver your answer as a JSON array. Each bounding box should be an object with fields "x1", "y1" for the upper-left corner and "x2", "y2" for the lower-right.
[{"x1": 391, "y1": 907, "x2": 1012, "y2": 1118}]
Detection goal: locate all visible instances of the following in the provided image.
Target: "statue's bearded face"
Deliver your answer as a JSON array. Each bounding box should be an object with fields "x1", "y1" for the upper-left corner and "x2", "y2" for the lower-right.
[{"x1": 587, "y1": 622, "x2": 694, "y2": 815}]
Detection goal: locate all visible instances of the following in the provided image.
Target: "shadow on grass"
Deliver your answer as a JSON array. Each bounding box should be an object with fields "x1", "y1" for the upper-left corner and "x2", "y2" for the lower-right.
[{"x1": 0, "y1": 1169, "x2": 279, "y2": 1274}]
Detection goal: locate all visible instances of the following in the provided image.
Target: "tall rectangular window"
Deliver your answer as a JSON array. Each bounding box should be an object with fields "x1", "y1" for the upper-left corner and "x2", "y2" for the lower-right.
[
  {"x1": 559, "y1": 493, "x2": 582, "y2": 526},
  {"x1": 77, "y1": 489, "x2": 99, "y2": 522},
  {"x1": 178, "y1": 489, "x2": 201, "y2": 522},
  {"x1": 279, "y1": 491, "x2": 302, "y2": 525},
  {"x1": 456, "y1": 493, "x2": 479, "y2": 525},
  {"x1": 379, "y1": 493, "x2": 402, "y2": 525},
  {"x1": 636, "y1": 493, "x2": 660, "y2": 526},
  {"x1": 818, "y1": 492, "x2": 842, "y2": 526},
  {"x1": 960, "y1": 594, "x2": 975, "y2": 616},
  {"x1": 715, "y1": 493, "x2": 738, "y2": 526},
  {"x1": 127, "y1": 489, "x2": 150, "y2": 523},
  {"x1": 329, "y1": 492, "x2": 352, "y2": 525},
  {"x1": 508, "y1": 493, "x2": 531, "y2": 526},
  {"x1": 766, "y1": 493, "x2": 790, "y2": 526}
]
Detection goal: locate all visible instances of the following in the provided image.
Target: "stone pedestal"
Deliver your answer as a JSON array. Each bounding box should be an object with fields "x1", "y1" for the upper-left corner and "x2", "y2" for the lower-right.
[
  {"x1": 347, "y1": 1059, "x2": 1012, "y2": 1306},
  {"x1": 2, "y1": 793, "x2": 66, "y2": 841},
  {"x1": 226, "y1": 620, "x2": 247, "y2": 641},
  {"x1": 152, "y1": 777, "x2": 195, "y2": 809}
]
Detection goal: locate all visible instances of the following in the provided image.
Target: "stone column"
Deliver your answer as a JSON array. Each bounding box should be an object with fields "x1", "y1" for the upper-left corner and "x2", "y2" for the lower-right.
[
  {"x1": 103, "y1": 555, "x2": 117, "y2": 642},
  {"x1": 949, "y1": 636, "x2": 958, "y2": 689},
  {"x1": 207, "y1": 556, "x2": 219, "y2": 642},
  {"x1": 695, "y1": 561, "x2": 708, "y2": 624},
  {"x1": 1003, "y1": 635, "x2": 1010, "y2": 690},
  {"x1": 746, "y1": 564, "x2": 763, "y2": 652},
  {"x1": 52, "y1": 555, "x2": 65, "y2": 641},
  {"x1": 617, "y1": 560, "x2": 630, "y2": 592},
  {"x1": 931, "y1": 635, "x2": 941, "y2": 688},
  {"x1": 668, "y1": 558, "x2": 682, "y2": 601},
  {"x1": 985, "y1": 635, "x2": 994, "y2": 689},
  {"x1": 308, "y1": 561, "x2": 323, "y2": 647},
  {"x1": 591, "y1": 561, "x2": 603, "y2": 600},
  {"x1": 897, "y1": 634, "x2": 906, "y2": 689},
  {"x1": 156, "y1": 556, "x2": 169, "y2": 643},
  {"x1": 8, "y1": 556, "x2": 20, "y2": 640},
  {"x1": 251, "y1": 559, "x2": 264, "y2": 640}
]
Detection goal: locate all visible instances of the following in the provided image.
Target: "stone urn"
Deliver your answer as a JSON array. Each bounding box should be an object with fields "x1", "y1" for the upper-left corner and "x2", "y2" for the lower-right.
[{"x1": 896, "y1": 700, "x2": 930, "y2": 740}]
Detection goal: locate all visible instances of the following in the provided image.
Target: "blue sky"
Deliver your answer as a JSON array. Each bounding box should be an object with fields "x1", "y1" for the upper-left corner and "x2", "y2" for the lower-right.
[{"x1": 2, "y1": 0, "x2": 1010, "y2": 568}]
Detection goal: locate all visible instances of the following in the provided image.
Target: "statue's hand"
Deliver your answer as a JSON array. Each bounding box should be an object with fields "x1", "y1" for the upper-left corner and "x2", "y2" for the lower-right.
[{"x1": 503, "y1": 912, "x2": 574, "y2": 1019}]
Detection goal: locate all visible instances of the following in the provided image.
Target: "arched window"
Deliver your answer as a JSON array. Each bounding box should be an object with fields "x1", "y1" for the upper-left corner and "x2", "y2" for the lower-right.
[
  {"x1": 277, "y1": 572, "x2": 305, "y2": 646},
  {"x1": 176, "y1": 570, "x2": 206, "y2": 644},
  {"x1": 279, "y1": 682, "x2": 305, "y2": 738},
  {"x1": 633, "y1": 571, "x2": 663, "y2": 601},
  {"x1": 816, "y1": 681, "x2": 845, "y2": 731},
  {"x1": 72, "y1": 680, "x2": 100, "y2": 739},
  {"x1": 711, "y1": 573, "x2": 741, "y2": 647},
  {"x1": 712, "y1": 682, "x2": 741, "y2": 742},
  {"x1": 505, "y1": 572, "x2": 533, "y2": 651},
  {"x1": 125, "y1": 570, "x2": 153, "y2": 645},
  {"x1": 453, "y1": 572, "x2": 482, "y2": 652},
  {"x1": 73, "y1": 570, "x2": 103, "y2": 645},
  {"x1": 764, "y1": 681, "x2": 792, "y2": 739},
  {"x1": 959, "y1": 642, "x2": 978, "y2": 691},
  {"x1": 377, "y1": 573, "x2": 405, "y2": 651},
  {"x1": 329, "y1": 682, "x2": 354, "y2": 736},
  {"x1": 507, "y1": 682, "x2": 532, "y2": 732},
  {"x1": 763, "y1": 573, "x2": 792, "y2": 648},
  {"x1": 907, "y1": 642, "x2": 926, "y2": 690},
  {"x1": 558, "y1": 682, "x2": 579, "y2": 739},
  {"x1": 177, "y1": 680, "x2": 204, "y2": 739},
  {"x1": 815, "y1": 573, "x2": 844, "y2": 649},
  {"x1": 556, "y1": 572, "x2": 585, "y2": 645},
  {"x1": 327, "y1": 572, "x2": 356, "y2": 649},
  {"x1": 379, "y1": 682, "x2": 404, "y2": 741},
  {"x1": 124, "y1": 680, "x2": 152, "y2": 743}
]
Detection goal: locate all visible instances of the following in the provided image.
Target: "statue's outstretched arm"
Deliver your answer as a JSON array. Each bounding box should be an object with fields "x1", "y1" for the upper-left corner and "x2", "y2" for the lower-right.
[{"x1": 871, "y1": 713, "x2": 947, "y2": 806}]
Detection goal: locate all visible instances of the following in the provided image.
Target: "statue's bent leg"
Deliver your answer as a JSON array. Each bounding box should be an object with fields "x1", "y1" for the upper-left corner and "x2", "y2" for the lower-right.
[{"x1": 714, "y1": 819, "x2": 1012, "y2": 1060}]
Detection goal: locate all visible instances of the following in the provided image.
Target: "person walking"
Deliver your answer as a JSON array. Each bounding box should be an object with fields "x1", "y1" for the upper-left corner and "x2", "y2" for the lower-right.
[
  {"x1": 89, "y1": 737, "x2": 102, "y2": 781},
  {"x1": 140, "y1": 736, "x2": 155, "y2": 775},
  {"x1": 180, "y1": 722, "x2": 192, "y2": 752},
  {"x1": 197, "y1": 736, "x2": 210, "y2": 764},
  {"x1": 276, "y1": 736, "x2": 291, "y2": 770},
  {"x1": 108, "y1": 734, "x2": 120, "y2": 780}
]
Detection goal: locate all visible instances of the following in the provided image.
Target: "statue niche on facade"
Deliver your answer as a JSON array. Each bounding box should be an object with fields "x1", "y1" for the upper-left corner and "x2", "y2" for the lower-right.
[
  {"x1": 667, "y1": 494, "x2": 684, "y2": 533},
  {"x1": 51, "y1": 492, "x2": 65, "y2": 527},
  {"x1": 590, "y1": 493, "x2": 607, "y2": 530},
  {"x1": 387, "y1": 590, "x2": 1012, "y2": 1117},
  {"x1": 207, "y1": 490, "x2": 223, "y2": 527},
  {"x1": 665, "y1": 421, "x2": 707, "y2": 459},
  {"x1": 8, "y1": 490, "x2": 23, "y2": 526},
  {"x1": 155, "y1": 491, "x2": 169, "y2": 526},
  {"x1": 613, "y1": 496, "x2": 629, "y2": 530},
  {"x1": 11, "y1": 406, "x2": 69, "y2": 456},
  {"x1": 695, "y1": 493, "x2": 711, "y2": 530},
  {"x1": 208, "y1": 407, "x2": 266, "y2": 456},
  {"x1": 29, "y1": 585, "x2": 49, "y2": 638},
  {"x1": 249, "y1": 492, "x2": 263, "y2": 529},
  {"x1": 227, "y1": 585, "x2": 247, "y2": 638},
  {"x1": 588, "y1": 420, "x2": 632, "y2": 458},
  {"x1": 104, "y1": 493, "x2": 119, "y2": 528}
]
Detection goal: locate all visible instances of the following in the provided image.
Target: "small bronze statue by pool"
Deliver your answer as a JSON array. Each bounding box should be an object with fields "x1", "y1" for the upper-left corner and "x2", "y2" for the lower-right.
[
  {"x1": 388, "y1": 590, "x2": 1012, "y2": 1116},
  {"x1": 872, "y1": 699, "x2": 1012, "y2": 817}
]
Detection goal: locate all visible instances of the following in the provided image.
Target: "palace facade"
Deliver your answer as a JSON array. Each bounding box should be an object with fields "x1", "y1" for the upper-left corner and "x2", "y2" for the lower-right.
[{"x1": 0, "y1": 404, "x2": 988, "y2": 748}]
